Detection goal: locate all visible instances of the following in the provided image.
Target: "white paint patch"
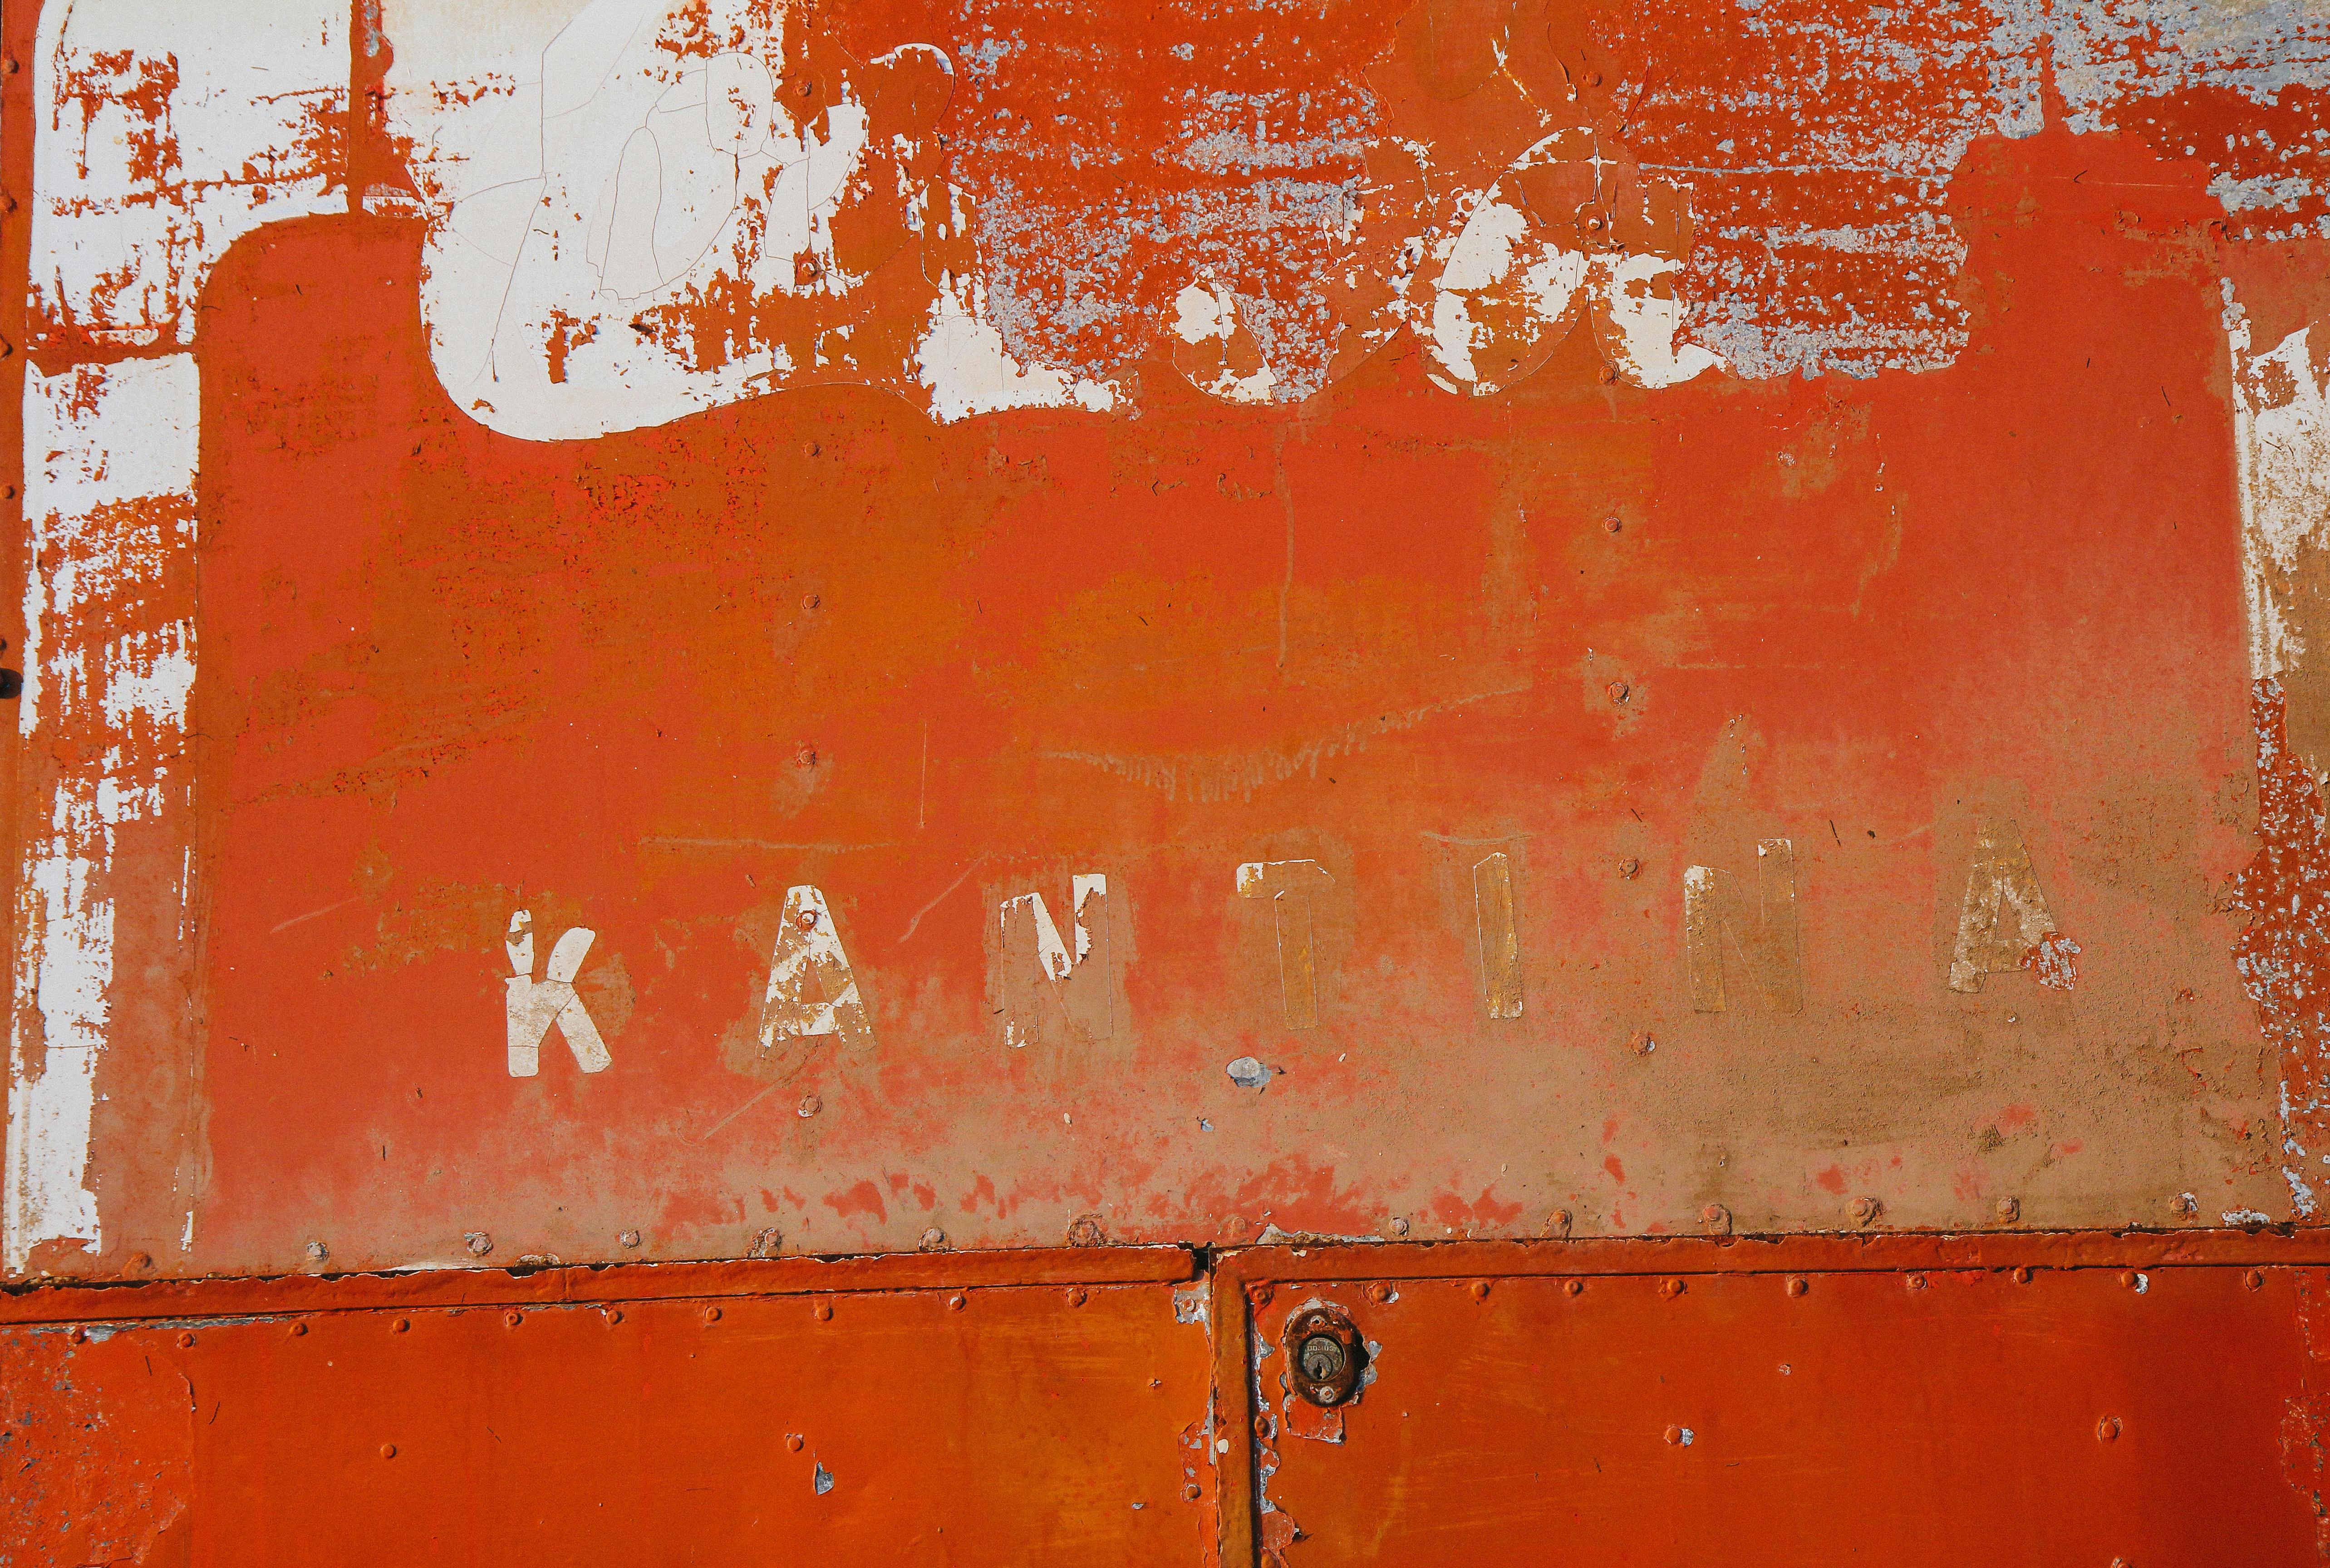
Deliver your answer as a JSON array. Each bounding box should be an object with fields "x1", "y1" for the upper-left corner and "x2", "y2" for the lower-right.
[
  {"x1": 6, "y1": 357, "x2": 200, "y2": 1274},
  {"x1": 916, "y1": 284, "x2": 1118, "y2": 422},
  {"x1": 502, "y1": 911, "x2": 611, "y2": 1076},
  {"x1": 31, "y1": 0, "x2": 347, "y2": 346},
  {"x1": 1594, "y1": 254, "x2": 1725, "y2": 389},
  {"x1": 1167, "y1": 281, "x2": 1277, "y2": 404},
  {"x1": 2226, "y1": 286, "x2": 2330, "y2": 680}
]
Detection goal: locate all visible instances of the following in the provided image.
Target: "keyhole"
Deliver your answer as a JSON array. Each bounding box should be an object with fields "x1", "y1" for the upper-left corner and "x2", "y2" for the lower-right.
[{"x1": 1299, "y1": 1334, "x2": 1347, "y2": 1382}]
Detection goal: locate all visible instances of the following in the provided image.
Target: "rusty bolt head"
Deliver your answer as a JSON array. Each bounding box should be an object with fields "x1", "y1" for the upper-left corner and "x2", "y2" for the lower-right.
[
  {"x1": 1065, "y1": 1286, "x2": 1088, "y2": 1307},
  {"x1": 702, "y1": 1306, "x2": 722, "y2": 1324},
  {"x1": 380, "y1": 1443, "x2": 397, "y2": 1460},
  {"x1": 289, "y1": 1321, "x2": 308, "y2": 1337},
  {"x1": 1254, "y1": 1414, "x2": 1273, "y2": 1439},
  {"x1": 1603, "y1": 516, "x2": 1623, "y2": 534},
  {"x1": 605, "y1": 1308, "x2": 624, "y2": 1326},
  {"x1": 786, "y1": 1434, "x2": 804, "y2": 1452},
  {"x1": 2012, "y1": 1265, "x2": 2033, "y2": 1284},
  {"x1": 796, "y1": 1094, "x2": 821, "y2": 1118},
  {"x1": 2246, "y1": 1269, "x2": 2266, "y2": 1291},
  {"x1": 2096, "y1": 1415, "x2": 2121, "y2": 1443},
  {"x1": 1182, "y1": 1483, "x2": 1203, "y2": 1502},
  {"x1": 1599, "y1": 366, "x2": 1621, "y2": 386},
  {"x1": 618, "y1": 1229, "x2": 641, "y2": 1249},
  {"x1": 1907, "y1": 1274, "x2": 1928, "y2": 1291},
  {"x1": 802, "y1": 593, "x2": 821, "y2": 611},
  {"x1": 177, "y1": 1331, "x2": 196, "y2": 1348},
  {"x1": 464, "y1": 1231, "x2": 492, "y2": 1257},
  {"x1": 1661, "y1": 1277, "x2": 1686, "y2": 1300},
  {"x1": 1365, "y1": 1282, "x2": 1392, "y2": 1304},
  {"x1": 1250, "y1": 1283, "x2": 1275, "y2": 1308},
  {"x1": 502, "y1": 1310, "x2": 522, "y2": 1329},
  {"x1": 3, "y1": 58, "x2": 20, "y2": 74},
  {"x1": 1470, "y1": 1280, "x2": 1492, "y2": 1302},
  {"x1": 1848, "y1": 1196, "x2": 1881, "y2": 1227},
  {"x1": 1662, "y1": 1423, "x2": 1684, "y2": 1445},
  {"x1": 1548, "y1": 1208, "x2": 1575, "y2": 1238},
  {"x1": 1066, "y1": 1215, "x2": 1106, "y2": 1247},
  {"x1": 2119, "y1": 1270, "x2": 2139, "y2": 1290},
  {"x1": 1785, "y1": 1276, "x2": 1808, "y2": 1298},
  {"x1": 1585, "y1": 214, "x2": 1606, "y2": 233},
  {"x1": 1630, "y1": 1030, "x2": 1657, "y2": 1056},
  {"x1": 947, "y1": 1294, "x2": 968, "y2": 1312},
  {"x1": 1564, "y1": 1278, "x2": 1584, "y2": 1297},
  {"x1": 796, "y1": 908, "x2": 820, "y2": 932},
  {"x1": 813, "y1": 1301, "x2": 832, "y2": 1321},
  {"x1": 305, "y1": 1241, "x2": 327, "y2": 1264},
  {"x1": 919, "y1": 1227, "x2": 948, "y2": 1252},
  {"x1": 1995, "y1": 1197, "x2": 2020, "y2": 1224},
  {"x1": 1617, "y1": 858, "x2": 1640, "y2": 879},
  {"x1": 66, "y1": 1326, "x2": 86, "y2": 1344},
  {"x1": 1701, "y1": 1203, "x2": 1731, "y2": 1236},
  {"x1": 2170, "y1": 1193, "x2": 2199, "y2": 1218},
  {"x1": 1607, "y1": 679, "x2": 1631, "y2": 705},
  {"x1": 794, "y1": 745, "x2": 819, "y2": 769},
  {"x1": 391, "y1": 1318, "x2": 410, "y2": 1333},
  {"x1": 1385, "y1": 1216, "x2": 1409, "y2": 1238}
]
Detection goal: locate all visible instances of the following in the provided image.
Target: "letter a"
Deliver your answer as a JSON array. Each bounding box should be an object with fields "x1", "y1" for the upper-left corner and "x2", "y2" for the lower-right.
[
  {"x1": 1947, "y1": 820, "x2": 2060, "y2": 993},
  {"x1": 762, "y1": 887, "x2": 871, "y2": 1072}
]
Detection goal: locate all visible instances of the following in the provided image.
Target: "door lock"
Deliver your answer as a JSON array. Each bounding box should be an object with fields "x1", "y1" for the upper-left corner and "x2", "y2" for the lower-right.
[{"x1": 1283, "y1": 1305, "x2": 1365, "y2": 1406}]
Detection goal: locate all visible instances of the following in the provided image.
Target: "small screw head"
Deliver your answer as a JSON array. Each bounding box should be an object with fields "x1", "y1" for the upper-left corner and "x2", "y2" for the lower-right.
[
  {"x1": 391, "y1": 1318, "x2": 409, "y2": 1333},
  {"x1": 618, "y1": 1230, "x2": 641, "y2": 1249},
  {"x1": 1995, "y1": 1197, "x2": 2020, "y2": 1224},
  {"x1": 464, "y1": 1231, "x2": 492, "y2": 1257},
  {"x1": 1606, "y1": 680, "x2": 1631, "y2": 705},
  {"x1": 1366, "y1": 1283, "x2": 1393, "y2": 1304},
  {"x1": 2246, "y1": 1269, "x2": 2266, "y2": 1290},
  {"x1": 1661, "y1": 1277, "x2": 1686, "y2": 1299},
  {"x1": 2012, "y1": 1265, "x2": 2033, "y2": 1284},
  {"x1": 1470, "y1": 1281, "x2": 1491, "y2": 1302},
  {"x1": 1603, "y1": 516, "x2": 1623, "y2": 534},
  {"x1": 813, "y1": 1301, "x2": 832, "y2": 1321},
  {"x1": 947, "y1": 1294, "x2": 968, "y2": 1312},
  {"x1": 289, "y1": 1321, "x2": 308, "y2": 1337},
  {"x1": 380, "y1": 1443, "x2": 397, "y2": 1459},
  {"x1": 177, "y1": 1331, "x2": 196, "y2": 1348},
  {"x1": 502, "y1": 1310, "x2": 522, "y2": 1328},
  {"x1": 1785, "y1": 1276, "x2": 1808, "y2": 1298},
  {"x1": 786, "y1": 1434, "x2": 804, "y2": 1452},
  {"x1": 796, "y1": 908, "x2": 820, "y2": 931},
  {"x1": 1065, "y1": 1286, "x2": 1088, "y2": 1307},
  {"x1": 1848, "y1": 1196, "x2": 1881, "y2": 1226},
  {"x1": 1564, "y1": 1279, "x2": 1584, "y2": 1297},
  {"x1": 702, "y1": 1305, "x2": 722, "y2": 1324},
  {"x1": 919, "y1": 1227, "x2": 948, "y2": 1252},
  {"x1": 2096, "y1": 1415, "x2": 2121, "y2": 1443}
]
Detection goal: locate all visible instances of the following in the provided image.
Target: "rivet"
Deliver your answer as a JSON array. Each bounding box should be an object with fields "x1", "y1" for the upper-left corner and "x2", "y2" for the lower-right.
[
  {"x1": 2118, "y1": 1270, "x2": 2138, "y2": 1289},
  {"x1": 3, "y1": 58, "x2": 20, "y2": 74},
  {"x1": 1470, "y1": 1280, "x2": 1491, "y2": 1302},
  {"x1": 503, "y1": 1310, "x2": 522, "y2": 1328},
  {"x1": 802, "y1": 593, "x2": 821, "y2": 611},
  {"x1": 1995, "y1": 1197, "x2": 2020, "y2": 1224},
  {"x1": 2169, "y1": 1193, "x2": 2198, "y2": 1219},
  {"x1": 1848, "y1": 1196, "x2": 1881, "y2": 1226},
  {"x1": 1253, "y1": 1414, "x2": 1272, "y2": 1439},
  {"x1": 1251, "y1": 1284, "x2": 1274, "y2": 1307},
  {"x1": 2, "y1": 483, "x2": 16, "y2": 499},
  {"x1": 1366, "y1": 1283, "x2": 1393, "y2": 1304},
  {"x1": 2246, "y1": 1269, "x2": 2266, "y2": 1290},
  {"x1": 1065, "y1": 1286, "x2": 1088, "y2": 1307},
  {"x1": 1661, "y1": 1277, "x2": 1686, "y2": 1299},
  {"x1": 786, "y1": 1434, "x2": 804, "y2": 1452},
  {"x1": 1630, "y1": 1030, "x2": 1657, "y2": 1055},
  {"x1": 305, "y1": 1241, "x2": 328, "y2": 1263},
  {"x1": 1586, "y1": 70, "x2": 1602, "y2": 86},
  {"x1": 380, "y1": 1443, "x2": 397, "y2": 1459},
  {"x1": 290, "y1": 1321, "x2": 308, "y2": 1337},
  {"x1": 1607, "y1": 680, "x2": 1631, "y2": 705},
  {"x1": 605, "y1": 1308, "x2": 624, "y2": 1326},
  {"x1": 947, "y1": 1294, "x2": 967, "y2": 1312},
  {"x1": 1907, "y1": 1274, "x2": 1928, "y2": 1290},
  {"x1": 1701, "y1": 1203, "x2": 1731, "y2": 1235},
  {"x1": 2096, "y1": 1415, "x2": 2121, "y2": 1443},
  {"x1": 813, "y1": 1301, "x2": 832, "y2": 1321},
  {"x1": 177, "y1": 1331, "x2": 196, "y2": 1348},
  {"x1": 1599, "y1": 366, "x2": 1620, "y2": 385},
  {"x1": 66, "y1": 1327, "x2": 86, "y2": 1344},
  {"x1": 1662, "y1": 1423, "x2": 1683, "y2": 1445},
  {"x1": 0, "y1": 339, "x2": 16, "y2": 359},
  {"x1": 618, "y1": 1230, "x2": 641, "y2": 1249},
  {"x1": 391, "y1": 1318, "x2": 409, "y2": 1333},
  {"x1": 797, "y1": 1094, "x2": 821, "y2": 1118},
  {"x1": 919, "y1": 1227, "x2": 949, "y2": 1252},
  {"x1": 0, "y1": 191, "x2": 15, "y2": 214},
  {"x1": 1585, "y1": 215, "x2": 1605, "y2": 232},
  {"x1": 1785, "y1": 1276, "x2": 1808, "y2": 1298},
  {"x1": 464, "y1": 1231, "x2": 492, "y2": 1257},
  {"x1": 1603, "y1": 517, "x2": 1623, "y2": 534},
  {"x1": 1564, "y1": 1279, "x2": 1584, "y2": 1297},
  {"x1": 1547, "y1": 1208, "x2": 1574, "y2": 1238},
  {"x1": 702, "y1": 1305, "x2": 722, "y2": 1324},
  {"x1": 1182, "y1": 1483, "x2": 1203, "y2": 1501},
  {"x1": 2012, "y1": 1265, "x2": 2033, "y2": 1284},
  {"x1": 1385, "y1": 1216, "x2": 1410, "y2": 1238}
]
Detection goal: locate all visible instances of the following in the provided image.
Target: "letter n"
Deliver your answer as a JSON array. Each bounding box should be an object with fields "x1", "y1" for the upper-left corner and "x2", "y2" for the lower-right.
[
  {"x1": 998, "y1": 875, "x2": 1113, "y2": 1049},
  {"x1": 1685, "y1": 839, "x2": 1802, "y2": 1013}
]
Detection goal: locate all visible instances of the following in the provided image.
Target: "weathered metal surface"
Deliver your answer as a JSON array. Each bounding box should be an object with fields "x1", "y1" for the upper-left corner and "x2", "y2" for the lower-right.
[
  {"x1": 17, "y1": 0, "x2": 2330, "y2": 1280},
  {"x1": 3, "y1": 1252, "x2": 1214, "y2": 1566}
]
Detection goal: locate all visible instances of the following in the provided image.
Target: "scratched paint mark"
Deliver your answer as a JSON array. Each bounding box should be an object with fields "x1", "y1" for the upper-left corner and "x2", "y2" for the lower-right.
[
  {"x1": 1237, "y1": 861, "x2": 1332, "y2": 1030},
  {"x1": 1471, "y1": 852, "x2": 1523, "y2": 1020},
  {"x1": 502, "y1": 912, "x2": 612, "y2": 1077},
  {"x1": 1684, "y1": 839, "x2": 1801, "y2": 1014}
]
